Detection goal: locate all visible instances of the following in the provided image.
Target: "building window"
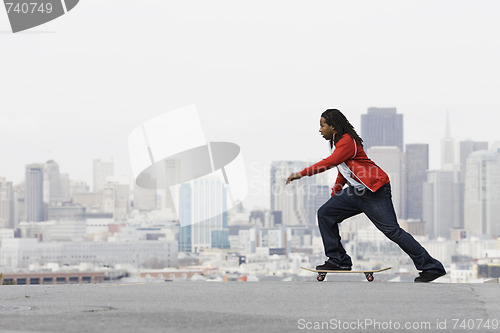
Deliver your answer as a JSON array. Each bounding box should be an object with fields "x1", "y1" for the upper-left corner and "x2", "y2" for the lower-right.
[{"x1": 2, "y1": 278, "x2": 15, "y2": 285}]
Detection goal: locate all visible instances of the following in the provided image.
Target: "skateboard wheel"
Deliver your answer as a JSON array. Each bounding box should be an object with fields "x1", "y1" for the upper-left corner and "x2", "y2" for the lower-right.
[
  {"x1": 365, "y1": 274, "x2": 374, "y2": 282},
  {"x1": 317, "y1": 274, "x2": 326, "y2": 282}
]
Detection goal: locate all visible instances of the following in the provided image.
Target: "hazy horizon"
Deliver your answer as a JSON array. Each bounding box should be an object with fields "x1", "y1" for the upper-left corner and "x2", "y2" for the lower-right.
[{"x1": 2, "y1": 0, "x2": 500, "y2": 209}]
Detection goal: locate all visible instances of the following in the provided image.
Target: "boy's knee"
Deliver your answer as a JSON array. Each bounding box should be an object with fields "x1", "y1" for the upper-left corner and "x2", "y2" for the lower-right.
[
  {"x1": 385, "y1": 227, "x2": 402, "y2": 241},
  {"x1": 317, "y1": 204, "x2": 332, "y2": 220}
]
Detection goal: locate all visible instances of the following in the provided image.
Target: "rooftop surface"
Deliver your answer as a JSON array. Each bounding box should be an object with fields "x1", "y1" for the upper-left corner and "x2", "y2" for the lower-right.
[{"x1": 1, "y1": 279, "x2": 499, "y2": 333}]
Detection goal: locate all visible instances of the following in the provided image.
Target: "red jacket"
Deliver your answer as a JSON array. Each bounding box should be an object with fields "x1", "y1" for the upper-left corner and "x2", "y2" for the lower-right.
[{"x1": 299, "y1": 134, "x2": 390, "y2": 196}]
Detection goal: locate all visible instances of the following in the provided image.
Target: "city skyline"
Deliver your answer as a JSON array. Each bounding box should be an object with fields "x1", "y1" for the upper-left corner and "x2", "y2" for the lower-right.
[
  {"x1": 0, "y1": 116, "x2": 499, "y2": 212},
  {"x1": 2, "y1": 1, "x2": 500, "y2": 211}
]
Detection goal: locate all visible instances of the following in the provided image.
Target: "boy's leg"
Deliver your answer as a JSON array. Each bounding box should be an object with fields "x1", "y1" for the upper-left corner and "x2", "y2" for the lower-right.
[
  {"x1": 361, "y1": 184, "x2": 446, "y2": 274},
  {"x1": 317, "y1": 186, "x2": 362, "y2": 267}
]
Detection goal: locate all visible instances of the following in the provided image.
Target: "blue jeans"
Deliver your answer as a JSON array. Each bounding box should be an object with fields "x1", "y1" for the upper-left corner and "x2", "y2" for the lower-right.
[{"x1": 317, "y1": 183, "x2": 446, "y2": 273}]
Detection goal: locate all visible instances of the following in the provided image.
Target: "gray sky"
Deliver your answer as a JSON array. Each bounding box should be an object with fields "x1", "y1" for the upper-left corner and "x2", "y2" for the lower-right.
[{"x1": 1, "y1": 0, "x2": 499, "y2": 209}]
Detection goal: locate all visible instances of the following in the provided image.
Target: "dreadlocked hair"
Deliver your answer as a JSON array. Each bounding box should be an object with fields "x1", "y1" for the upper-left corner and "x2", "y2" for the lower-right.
[{"x1": 321, "y1": 109, "x2": 364, "y2": 147}]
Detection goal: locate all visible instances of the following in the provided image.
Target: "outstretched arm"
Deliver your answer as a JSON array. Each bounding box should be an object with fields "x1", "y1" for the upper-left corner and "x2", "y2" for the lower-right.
[
  {"x1": 286, "y1": 172, "x2": 302, "y2": 185},
  {"x1": 299, "y1": 135, "x2": 356, "y2": 177}
]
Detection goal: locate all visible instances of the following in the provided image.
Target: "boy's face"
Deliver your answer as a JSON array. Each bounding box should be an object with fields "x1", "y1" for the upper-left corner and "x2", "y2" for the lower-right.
[{"x1": 319, "y1": 117, "x2": 337, "y2": 141}]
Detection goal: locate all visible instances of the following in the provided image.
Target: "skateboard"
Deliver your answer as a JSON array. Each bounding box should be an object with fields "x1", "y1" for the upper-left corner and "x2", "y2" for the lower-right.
[{"x1": 300, "y1": 266, "x2": 391, "y2": 282}]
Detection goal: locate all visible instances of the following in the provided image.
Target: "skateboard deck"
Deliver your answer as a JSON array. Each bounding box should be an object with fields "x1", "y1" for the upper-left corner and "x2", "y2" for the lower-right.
[{"x1": 300, "y1": 266, "x2": 391, "y2": 282}]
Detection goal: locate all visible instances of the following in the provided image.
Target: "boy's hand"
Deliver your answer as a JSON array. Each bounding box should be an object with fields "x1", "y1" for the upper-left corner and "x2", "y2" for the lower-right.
[{"x1": 286, "y1": 172, "x2": 302, "y2": 185}]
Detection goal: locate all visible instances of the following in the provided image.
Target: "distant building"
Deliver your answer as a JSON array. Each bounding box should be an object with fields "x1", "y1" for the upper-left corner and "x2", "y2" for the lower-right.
[
  {"x1": 19, "y1": 220, "x2": 86, "y2": 242},
  {"x1": 440, "y1": 113, "x2": 456, "y2": 172},
  {"x1": 178, "y1": 177, "x2": 229, "y2": 253},
  {"x1": 72, "y1": 192, "x2": 102, "y2": 212},
  {"x1": 457, "y1": 140, "x2": 488, "y2": 229},
  {"x1": 423, "y1": 170, "x2": 460, "y2": 239},
  {"x1": 399, "y1": 219, "x2": 426, "y2": 236},
  {"x1": 69, "y1": 180, "x2": 89, "y2": 197},
  {"x1": 405, "y1": 144, "x2": 429, "y2": 220},
  {"x1": 102, "y1": 180, "x2": 130, "y2": 221},
  {"x1": 367, "y1": 146, "x2": 404, "y2": 217},
  {"x1": 0, "y1": 178, "x2": 14, "y2": 228},
  {"x1": 93, "y1": 159, "x2": 114, "y2": 192},
  {"x1": 361, "y1": 107, "x2": 403, "y2": 150},
  {"x1": 0, "y1": 271, "x2": 105, "y2": 285},
  {"x1": 304, "y1": 185, "x2": 330, "y2": 226},
  {"x1": 13, "y1": 182, "x2": 25, "y2": 226},
  {"x1": 44, "y1": 160, "x2": 70, "y2": 205},
  {"x1": 178, "y1": 183, "x2": 192, "y2": 252},
  {"x1": 0, "y1": 238, "x2": 178, "y2": 269},
  {"x1": 47, "y1": 205, "x2": 86, "y2": 221},
  {"x1": 25, "y1": 164, "x2": 44, "y2": 222},
  {"x1": 464, "y1": 151, "x2": 500, "y2": 237},
  {"x1": 270, "y1": 161, "x2": 311, "y2": 226},
  {"x1": 459, "y1": 140, "x2": 489, "y2": 182}
]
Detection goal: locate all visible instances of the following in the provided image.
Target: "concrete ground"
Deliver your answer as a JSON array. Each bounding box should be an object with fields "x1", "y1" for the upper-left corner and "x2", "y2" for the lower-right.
[{"x1": 0, "y1": 279, "x2": 499, "y2": 333}]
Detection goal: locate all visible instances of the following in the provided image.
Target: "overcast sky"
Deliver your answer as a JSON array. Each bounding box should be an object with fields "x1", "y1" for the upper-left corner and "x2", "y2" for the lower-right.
[{"x1": 1, "y1": 0, "x2": 499, "y2": 209}]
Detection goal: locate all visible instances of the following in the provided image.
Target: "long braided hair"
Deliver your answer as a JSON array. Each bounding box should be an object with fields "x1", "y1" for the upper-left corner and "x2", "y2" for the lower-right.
[{"x1": 321, "y1": 109, "x2": 364, "y2": 147}]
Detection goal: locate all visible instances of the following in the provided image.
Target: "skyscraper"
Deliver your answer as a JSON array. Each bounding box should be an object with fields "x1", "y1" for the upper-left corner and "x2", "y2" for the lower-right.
[
  {"x1": 464, "y1": 151, "x2": 500, "y2": 237},
  {"x1": 423, "y1": 170, "x2": 460, "y2": 239},
  {"x1": 93, "y1": 159, "x2": 114, "y2": 192},
  {"x1": 456, "y1": 140, "x2": 489, "y2": 229},
  {"x1": 0, "y1": 177, "x2": 14, "y2": 228},
  {"x1": 304, "y1": 185, "x2": 331, "y2": 227},
  {"x1": 361, "y1": 107, "x2": 403, "y2": 150},
  {"x1": 367, "y1": 146, "x2": 404, "y2": 217},
  {"x1": 102, "y1": 180, "x2": 130, "y2": 221},
  {"x1": 25, "y1": 164, "x2": 44, "y2": 222},
  {"x1": 405, "y1": 144, "x2": 429, "y2": 220},
  {"x1": 44, "y1": 160, "x2": 70, "y2": 204},
  {"x1": 459, "y1": 140, "x2": 489, "y2": 182},
  {"x1": 270, "y1": 161, "x2": 311, "y2": 226},
  {"x1": 177, "y1": 177, "x2": 229, "y2": 253},
  {"x1": 178, "y1": 183, "x2": 192, "y2": 252},
  {"x1": 441, "y1": 113, "x2": 456, "y2": 172}
]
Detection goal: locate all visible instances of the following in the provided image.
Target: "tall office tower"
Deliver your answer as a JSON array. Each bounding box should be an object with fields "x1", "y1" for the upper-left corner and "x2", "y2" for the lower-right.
[
  {"x1": 102, "y1": 179, "x2": 130, "y2": 221},
  {"x1": 178, "y1": 177, "x2": 229, "y2": 253},
  {"x1": 367, "y1": 146, "x2": 404, "y2": 217},
  {"x1": 25, "y1": 164, "x2": 44, "y2": 222},
  {"x1": 59, "y1": 173, "x2": 70, "y2": 202},
  {"x1": 13, "y1": 183, "x2": 25, "y2": 225},
  {"x1": 441, "y1": 113, "x2": 456, "y2": 172},
  {"x1": 361, "y1": 107, "x2": 403, "y2": 150},
  {"x1": 405, "y1": 144, "x2": 429, "y2": 220},
  {"x1": 160, "y1": 159, "x2": 179, "y2": 213},
  {"x1": 93, "y1": 159, "x2": 114, "y2": 192},
  {"x1": 43, "y1": 160, "x2": 70, "y2": 204},
  {"x1": 0, "y1": 178, "x2": 14, "y2": 228},
  {"x1": 459, "y1": 140, "x2": 488, "y2": 182},
  {"x1": 456, "y1": 140, "x2": 489, "y2": 229},
  {"x1": 423, "y1": 170, "x2": 460, "y2": 239},
  {"x1": 270, "y1": 161, "x2": 312, "y2": 226},
  {"x1": 304, "y1": 185, "x2": 331, "y2": 227},
  {"x1": 464, "y1": 151, "x2": 500, "y2": 237},
  {"x1": 178, "y1": 183, "x2": 192, "y2": 252}
]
